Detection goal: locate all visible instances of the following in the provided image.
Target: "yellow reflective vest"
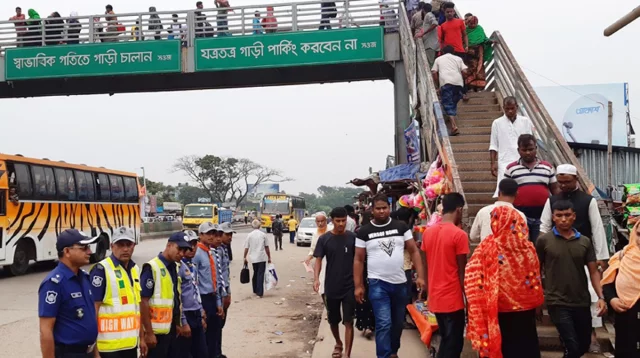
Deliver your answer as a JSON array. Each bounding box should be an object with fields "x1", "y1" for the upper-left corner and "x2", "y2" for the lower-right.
[
  {"x1": 147, "y1": 257, "x2": 176, "y2": 334},
  {"x1": 97, "y1": 257, "x2": 141, "y2": 352}
]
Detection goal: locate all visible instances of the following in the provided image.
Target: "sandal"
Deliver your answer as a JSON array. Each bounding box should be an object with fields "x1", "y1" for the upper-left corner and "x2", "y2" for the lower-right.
[
  {"x1": 449, "y1": 128, "x2": 460, "y2": 136},
  {"x1": 332, "y1": 344, "x2": 343, "y2": 358}
]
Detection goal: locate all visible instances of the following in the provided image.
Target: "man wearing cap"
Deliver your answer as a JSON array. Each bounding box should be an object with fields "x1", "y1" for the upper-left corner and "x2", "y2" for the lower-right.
[
  {"x1": 216, "y1": 223, "x2": 235, "y2": 354},
  {"x1": 193, "y1": 222, "x2": 224, "y2": 358},
  {"x1": 539, "y1": 163, "x2": 610, "y2": 353},
  {"x1": 39, "y1": 229, "x2": 99, "y2": 358},
  {"x1": 173, "y1": 230, "x2": 208, "y2": 358},
  {"x1": 140, "y1": 232, "x2": 192, "y2": 358},
  {"x1": 90, "y1": 227, "x2": 145, "y2": 358}
]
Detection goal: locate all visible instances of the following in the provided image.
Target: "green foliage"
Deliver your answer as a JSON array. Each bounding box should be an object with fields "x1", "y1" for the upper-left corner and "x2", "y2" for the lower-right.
[
  {"x1": 300, "y1": 186, "x2": 362, "y2": 214},
  {"x1": 173, "y1": 155, "x2": 289, "y2": 207}
]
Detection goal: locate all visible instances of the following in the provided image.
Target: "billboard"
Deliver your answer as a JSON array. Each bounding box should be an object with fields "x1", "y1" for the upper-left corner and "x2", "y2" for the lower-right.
[
  {"x1": 535, "y1": 83, "x2": 629, "y2": 146},
  {"x1": 246, "y1": 183, "x2": 280, "y2": 200}
]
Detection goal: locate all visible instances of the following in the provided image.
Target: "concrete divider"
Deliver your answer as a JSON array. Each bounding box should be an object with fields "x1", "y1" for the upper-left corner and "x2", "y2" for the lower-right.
[{"x1": 141, "y1": 221, "x2": 183, "y2": 234}]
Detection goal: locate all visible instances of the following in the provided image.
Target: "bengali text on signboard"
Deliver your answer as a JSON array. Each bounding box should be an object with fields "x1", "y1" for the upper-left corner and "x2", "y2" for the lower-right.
[
  {"x1": 195, "y1": 27, "x2": 384, "y2": 71},
  {"x1": 5, "y1": 40, "x2": 182, "y2": 80}
]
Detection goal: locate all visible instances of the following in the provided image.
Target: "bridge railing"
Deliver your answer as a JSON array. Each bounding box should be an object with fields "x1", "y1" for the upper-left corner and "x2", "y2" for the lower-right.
[
  {"x1": 0, "y1": 0, "x2": 399, "y2": 52},
  {"x1": 397, "y1": 3, "x2": 468, "y2": 226},
  {"x1": 486, "y1": 31, "x2": 597, "y2": 197}
]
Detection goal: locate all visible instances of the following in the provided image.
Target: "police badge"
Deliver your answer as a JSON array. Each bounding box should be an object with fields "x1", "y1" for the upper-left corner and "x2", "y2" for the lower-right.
[
  {"x1": 161, "y1": 268, "x2": 166, "y2": 277},
  {"x1": 115, "y1": 270, "x2": 122, "y2": 279},
  {"x1": 76, "y1": 307, "x2": 84, "y2": 319}
]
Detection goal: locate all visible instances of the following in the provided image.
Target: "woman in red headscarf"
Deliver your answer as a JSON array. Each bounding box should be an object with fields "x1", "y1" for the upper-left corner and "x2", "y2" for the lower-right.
[{"x1": 465, "y1": 205, "x2": 544, "y2": 358}]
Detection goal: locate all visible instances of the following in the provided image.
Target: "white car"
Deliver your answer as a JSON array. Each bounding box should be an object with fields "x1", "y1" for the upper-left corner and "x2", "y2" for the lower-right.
[{"x1": 295, "y1": 217, "x2": 333, "y2": 246}]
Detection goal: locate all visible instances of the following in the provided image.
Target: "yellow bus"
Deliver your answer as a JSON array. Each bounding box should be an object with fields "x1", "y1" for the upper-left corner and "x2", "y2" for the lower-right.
[
  {"x1": 0, "y1": 154, "x2": 141, "y2": 275},
  {"x1": 182, "y1": 203, "x2": 219, "y2": 230},
  {"x1": 260, "y1": 194, "x2": 306, "y2": 233}
]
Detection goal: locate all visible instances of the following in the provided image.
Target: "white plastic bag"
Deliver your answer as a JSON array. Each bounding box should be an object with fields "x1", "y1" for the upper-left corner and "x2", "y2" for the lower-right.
[{"x1": 264, "y1": 263, "x2": 278, "y2": 291}]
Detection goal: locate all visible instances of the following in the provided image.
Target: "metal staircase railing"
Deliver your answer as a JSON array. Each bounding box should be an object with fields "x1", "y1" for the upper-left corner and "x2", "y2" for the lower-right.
[
  {"x1": 397, "y1": 4, "x2": 469, "y2": 226},
  {"x1": 486, "y1": 31, "x2": 598, "y2": 197}
]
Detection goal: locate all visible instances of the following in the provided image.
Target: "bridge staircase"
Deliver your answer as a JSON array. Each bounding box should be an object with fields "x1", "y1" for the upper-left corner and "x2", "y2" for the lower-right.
[{"x1": 397, "y1": 3, "x2": 613, "y2": 357}]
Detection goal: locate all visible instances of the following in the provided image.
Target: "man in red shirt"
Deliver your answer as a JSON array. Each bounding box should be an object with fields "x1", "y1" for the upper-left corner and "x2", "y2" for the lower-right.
[
  {"x1": 421, "y1": 192, "x2": 469, "y2": 358},
  {"x1": 9, "y1": 7, "x2": 26, "y2": 47},
  {"x1": 440, "y1": 2, "x2": 468, "y2": 56}
]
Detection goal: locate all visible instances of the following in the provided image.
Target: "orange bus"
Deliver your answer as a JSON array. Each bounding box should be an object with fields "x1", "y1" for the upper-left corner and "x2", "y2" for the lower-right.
[{"x1": 0, "y1": 154, "x2": 141, "y2": 275}]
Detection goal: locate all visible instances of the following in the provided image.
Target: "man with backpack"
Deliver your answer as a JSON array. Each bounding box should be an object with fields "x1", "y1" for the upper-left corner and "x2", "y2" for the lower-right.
[{"x1": 272, "y1": 215, "x2": 284, "y2": 251}]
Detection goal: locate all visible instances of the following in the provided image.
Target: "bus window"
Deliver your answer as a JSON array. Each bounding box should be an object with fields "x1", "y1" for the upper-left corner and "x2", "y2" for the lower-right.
[
  {"x1": 65, "y1": 170, "x2": 76, "y2": 201},
  {"x1": 44, "y1": 167, "x2": 56, "y2": 199},
  {"x1": 14, "y1": 164, "x2": 33, "y2": 199},
  {"x1": 75, "y1": 171, "x2": 89, "y2": 201},
  {"x1": 109, "y1": 175, "x2": 124, "y2": 202},
  {"x1": 54, "y1": 168, "x2": 68, "y2": 200},
  {"x1": 31, "y1": 166, "x2": 47, "y2": 198},
  {"x1": 97, "y1": 173, "x2": 110, "y2": 201},
  {"x1": 0, "y1": 191, "x2": 5, "y2": 215},
  {"x1": 123, "y1": 177, "x2": 138, "y2": 203},
  {"x1": 85, "y1": 172, "x2": 96, "y2": 201}
]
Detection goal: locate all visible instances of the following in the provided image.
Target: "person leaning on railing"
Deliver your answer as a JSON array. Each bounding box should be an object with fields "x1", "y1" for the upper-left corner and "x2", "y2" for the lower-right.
[
  {"x1": 66, "y1": 12, "x2": 81, "y2": 45},
  {"x1": 45, "y1": 12, "x2": 65, "y2": 46},
  {"x1": 24, "y1": 9, "x2": 41, "y2": 47},
  {"x1": 9, "y1": 7, "x2": 27, "y2": 48}
]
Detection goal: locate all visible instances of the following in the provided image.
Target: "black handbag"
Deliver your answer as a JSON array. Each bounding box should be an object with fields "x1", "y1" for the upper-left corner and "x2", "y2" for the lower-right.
[{"x1": 240, "y1": 263, "x2": 250, "y2": 284}]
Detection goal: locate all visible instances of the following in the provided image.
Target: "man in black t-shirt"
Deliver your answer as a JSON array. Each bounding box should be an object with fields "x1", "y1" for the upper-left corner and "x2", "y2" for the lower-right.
[{"x1": 314, "y1": 207, "x2": 356, "y2": 358}]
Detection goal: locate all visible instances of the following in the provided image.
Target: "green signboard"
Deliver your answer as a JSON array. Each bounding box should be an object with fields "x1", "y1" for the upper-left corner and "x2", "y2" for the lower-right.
[
  {"x1": 195, "y1": 27, "x2": 384, "y2": 72},
  {"x1": 5, "y1": 41, "x2": 181, "y2": 80}
]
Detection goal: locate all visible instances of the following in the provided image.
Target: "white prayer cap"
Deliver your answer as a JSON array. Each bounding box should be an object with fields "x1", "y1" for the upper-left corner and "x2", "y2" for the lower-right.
[{"x1": 557, "y1": 164, "x2": 577, "y2": 176}]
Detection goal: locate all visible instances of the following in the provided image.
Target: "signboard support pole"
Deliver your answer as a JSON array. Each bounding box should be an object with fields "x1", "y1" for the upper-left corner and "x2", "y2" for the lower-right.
[{"x1": 608, "y1": 101, "x2": 613, "y2": 192}]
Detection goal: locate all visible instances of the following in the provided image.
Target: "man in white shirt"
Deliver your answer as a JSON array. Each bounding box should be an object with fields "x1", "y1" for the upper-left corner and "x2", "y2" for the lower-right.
[
  {"x1": 538, "y1": 164, "x2": 609, "y2": 352},
  {"x1": 431, "y1": 45, "x2": 468, "y2": 136},
  {"x1": 489, "y1": 96, "x2": 535, "y2": 197},
  {"x1": 344, "y1": 205, "x2": 358, "y2": 232},
  {"x1": 243, "y1": 220, "x2": 272, "y2": 297},
  {"x1": 470, "y1": 178, "x2": 526, "y2": 242}
]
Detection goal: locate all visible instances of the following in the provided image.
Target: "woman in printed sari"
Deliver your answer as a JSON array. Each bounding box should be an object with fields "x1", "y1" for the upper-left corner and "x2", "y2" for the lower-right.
[
  {"x1": 465, "y1": 16, "x2": 493, "y2": 91},
  {"x1": 465, "y1": 206, "x2": 544, "y2": 358},
  {"x1": 601, "y1": 222, "x2": 640, "y2": 358}
]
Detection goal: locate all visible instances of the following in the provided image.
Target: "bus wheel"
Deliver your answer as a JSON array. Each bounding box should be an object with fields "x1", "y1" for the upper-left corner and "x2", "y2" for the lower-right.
[
  {"x1": 10, "y1": 239, "x2": 34, "y2": 276},
  {"x1": 91, "y1": 235, "x2": 109, "y2": 263}
]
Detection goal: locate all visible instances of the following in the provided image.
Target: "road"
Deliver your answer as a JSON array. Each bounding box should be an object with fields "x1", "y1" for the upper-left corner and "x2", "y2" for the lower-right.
[{"x1": 0, "y1": 228, "x2": 325, "y2": 358}]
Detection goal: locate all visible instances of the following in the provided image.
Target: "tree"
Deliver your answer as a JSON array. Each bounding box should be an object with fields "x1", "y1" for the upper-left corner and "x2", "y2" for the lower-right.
[
  {"x1": 177, "y1": 184, "x2": 210, "y2": 205},
  {"x1": 300, "y1": 186, "x2": 363, "y2": 214},
  {"x1": 173, "y1": 155, "x2": 289, "y2": 207}
]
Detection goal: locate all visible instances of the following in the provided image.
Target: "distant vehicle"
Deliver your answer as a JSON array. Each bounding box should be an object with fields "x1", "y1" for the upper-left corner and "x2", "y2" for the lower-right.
[
  {"x1": 295, "y1": 217, "x2": 333, "y2": 246},
  {"x1": 233, "y1": 211, "x2": 246, "y2": 223},
  {"x1": 163, "y1": 202, "x2": 183, "y2": 212},
  {"x1": 0, "y1": 153, "x2": 140, "y2": 275},
  {"x1": 182, "y1": 203, "x2": 219, "y2": 230},
  {"x1": 260, "y1": 194, "x2": 306, "y2": 233},
  {"x1": 295, "y1": 218, "x2": 316, "y2": 246}
]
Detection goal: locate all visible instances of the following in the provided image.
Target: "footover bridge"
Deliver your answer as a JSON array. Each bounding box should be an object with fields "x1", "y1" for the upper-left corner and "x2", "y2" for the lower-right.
[{"x1": 0, "y1": 0, "x2": 613, "y2": 354}]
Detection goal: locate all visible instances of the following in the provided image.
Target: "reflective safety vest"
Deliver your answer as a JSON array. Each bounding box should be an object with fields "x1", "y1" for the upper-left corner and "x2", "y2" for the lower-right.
[
  {"x1": 148, "y1": 257, "x2": 175, "y2": 335},
  {"x1": 97, "y1": 257, "x2": 141, "y2": 353}
]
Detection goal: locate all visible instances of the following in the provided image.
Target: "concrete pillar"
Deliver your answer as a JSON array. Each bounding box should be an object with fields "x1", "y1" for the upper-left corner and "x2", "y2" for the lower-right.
[{"x1": 394, "y1": 61, "x2": 411, "y2": 164}]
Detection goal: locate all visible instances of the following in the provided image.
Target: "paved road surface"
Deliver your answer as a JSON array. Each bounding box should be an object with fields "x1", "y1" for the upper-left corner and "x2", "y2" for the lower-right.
[{"x1": 0, "y1": 228, "x2": 325, "y2": 358}]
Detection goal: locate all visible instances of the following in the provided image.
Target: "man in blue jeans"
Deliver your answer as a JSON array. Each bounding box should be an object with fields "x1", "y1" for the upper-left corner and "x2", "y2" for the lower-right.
[{"x1": 354, "y1": 194, "x2": 426, "y2": 358}]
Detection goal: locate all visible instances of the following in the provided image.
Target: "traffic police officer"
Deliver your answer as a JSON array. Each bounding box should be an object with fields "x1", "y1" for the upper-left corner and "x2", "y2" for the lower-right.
[
  {"x1": 217, "y1": 223, "x2": 234, "y2": 332},
  {"x1": 38, "y1": 229, "x2": 99, "y2": 358},
  {"x1": 140, "y1": 232, "x2": 191, "y2": 358},
  {"x1": 173, "y1": 230, "x2": 208, "y2": 358},
  {"x1": 90, "y1": 227, "x2": 146, "y2": 358}
]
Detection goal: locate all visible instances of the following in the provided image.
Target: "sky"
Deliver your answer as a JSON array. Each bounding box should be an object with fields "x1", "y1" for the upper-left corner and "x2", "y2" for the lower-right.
[{"x1": 1, "y1": 0, "x2": 638, "y2": 195}]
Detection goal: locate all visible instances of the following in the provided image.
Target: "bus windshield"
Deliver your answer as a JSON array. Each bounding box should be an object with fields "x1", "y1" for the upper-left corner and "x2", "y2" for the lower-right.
[
  {"x1": 263, "y1": 201, "x2": 289, "y2": 214},
  {"x1": 184, "y1": 205, "x2": 214, "y2": 218}
]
